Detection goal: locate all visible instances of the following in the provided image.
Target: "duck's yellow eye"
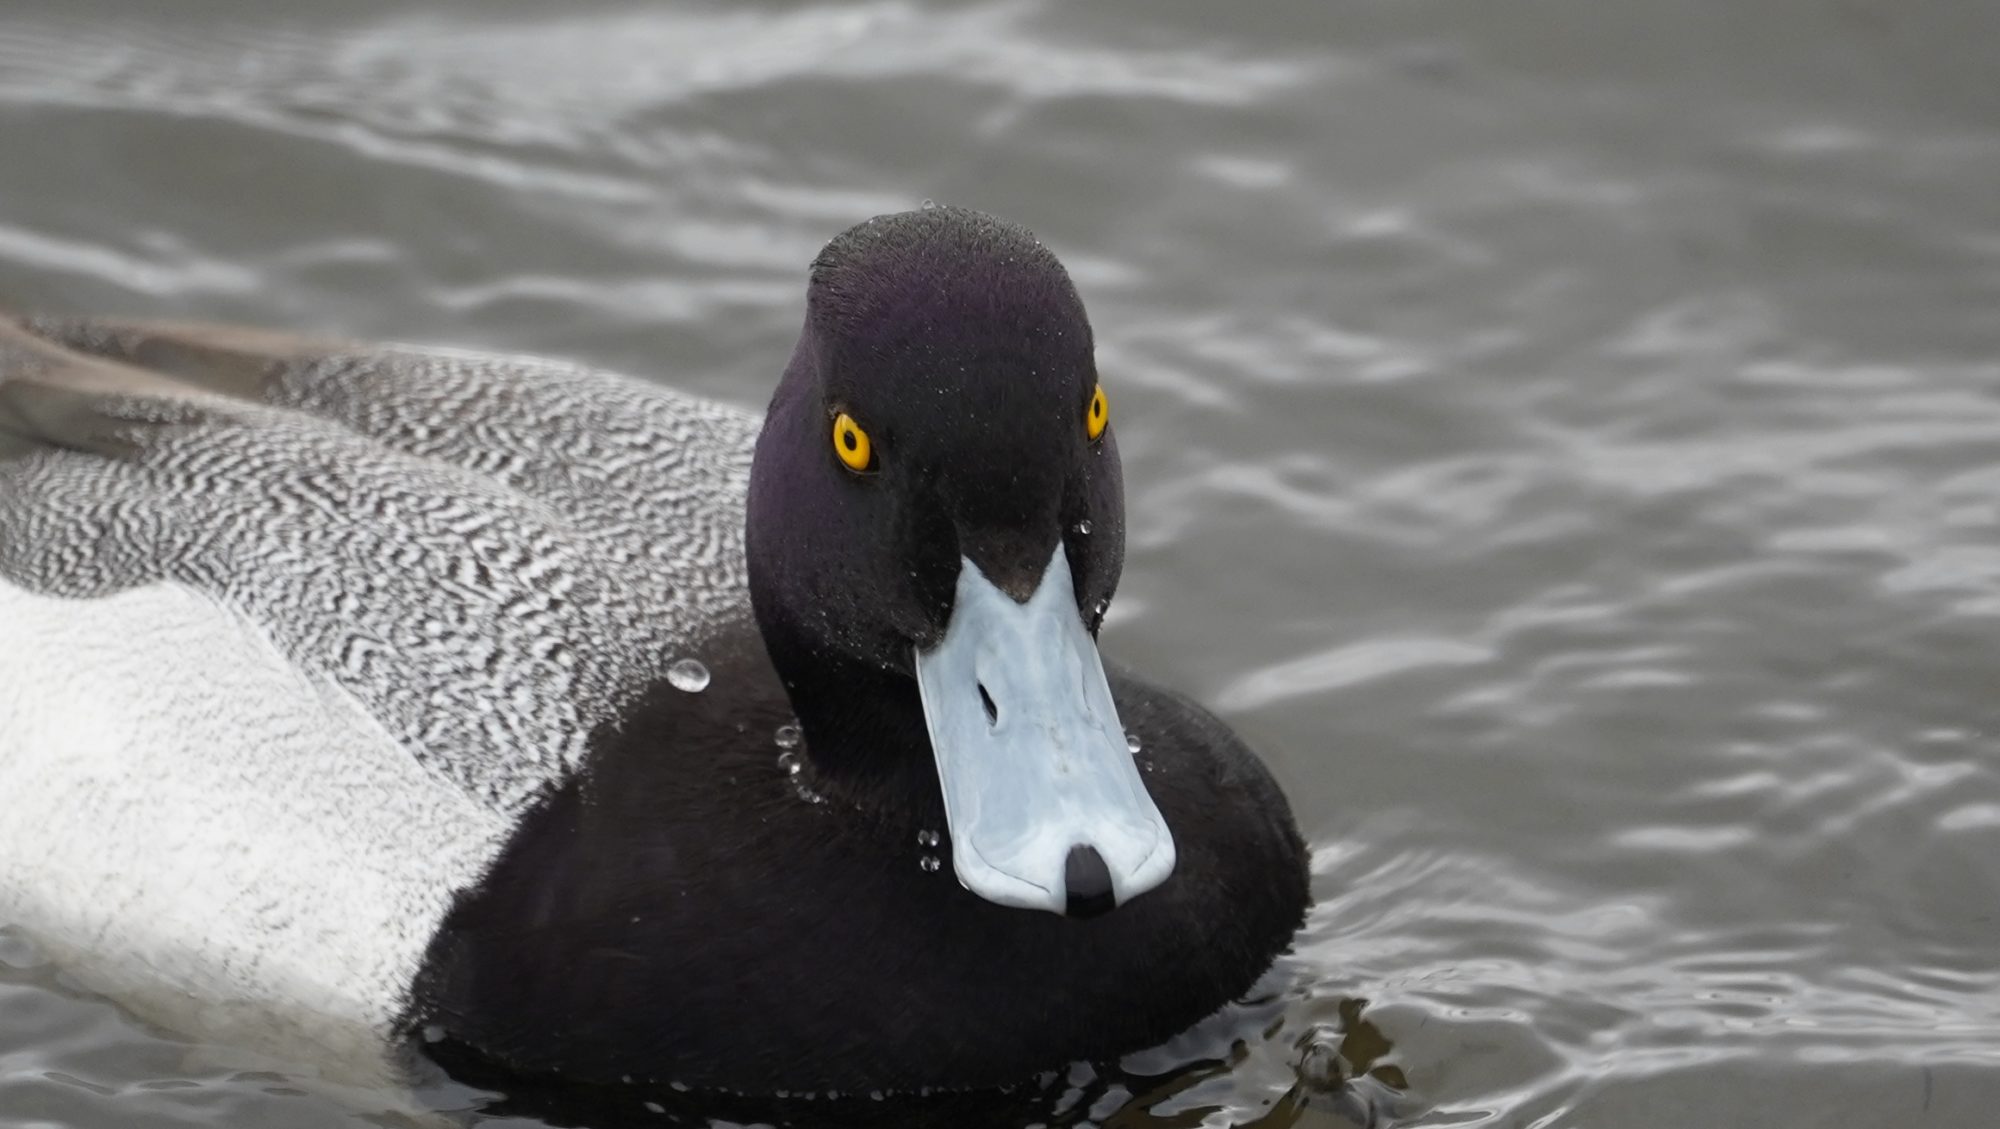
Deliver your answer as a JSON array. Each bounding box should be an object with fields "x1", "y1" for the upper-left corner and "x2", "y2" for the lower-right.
[
  {"x1": 832, "y1": 412, "x2": 873, "y2": 472},
  {"x1": 1086, "y1": 384, "x2": 1109, "y2": 441}
]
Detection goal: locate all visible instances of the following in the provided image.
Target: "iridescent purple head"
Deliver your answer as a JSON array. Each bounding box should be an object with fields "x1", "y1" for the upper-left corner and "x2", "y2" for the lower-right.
[{"x1": 745, "y1": 206, "x2": 1173, "y2": 918}]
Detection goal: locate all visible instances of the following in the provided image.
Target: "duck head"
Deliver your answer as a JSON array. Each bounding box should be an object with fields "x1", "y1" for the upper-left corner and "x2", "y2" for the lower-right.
[{"x1": 745, "y1": 206, "x2": 1175, "y2": 919}]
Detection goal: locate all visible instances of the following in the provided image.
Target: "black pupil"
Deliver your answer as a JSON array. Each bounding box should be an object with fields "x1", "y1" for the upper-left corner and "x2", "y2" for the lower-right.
[{"x1": 842, "y1": 430, "x2": 857, "y2": 451}]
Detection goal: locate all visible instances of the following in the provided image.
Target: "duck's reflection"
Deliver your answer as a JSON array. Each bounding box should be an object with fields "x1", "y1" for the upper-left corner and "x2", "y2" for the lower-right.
[{"x1": 430, "y1": 995, "x2": 1405, "y2": 1129}]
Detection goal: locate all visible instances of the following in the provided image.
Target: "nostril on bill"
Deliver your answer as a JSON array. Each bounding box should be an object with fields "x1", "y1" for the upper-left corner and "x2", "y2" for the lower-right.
[
  {"x1": 977, "y1": 682, "x2": 998, "y2": 726},
  {"x1": 1063, "y1": 845, "x2": 1115, "y2": 918}
]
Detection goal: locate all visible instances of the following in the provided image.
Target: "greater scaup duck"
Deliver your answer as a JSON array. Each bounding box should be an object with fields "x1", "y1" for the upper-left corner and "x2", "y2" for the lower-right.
[{"x1": 0, "y1": 206, "x2": 1308, "y2": 1110}]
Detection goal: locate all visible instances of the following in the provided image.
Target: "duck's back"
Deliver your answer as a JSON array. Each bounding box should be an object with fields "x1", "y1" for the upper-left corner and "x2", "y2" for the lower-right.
[{"x1": 0, "y1": 318, "x2": 760, "y2": 1078}]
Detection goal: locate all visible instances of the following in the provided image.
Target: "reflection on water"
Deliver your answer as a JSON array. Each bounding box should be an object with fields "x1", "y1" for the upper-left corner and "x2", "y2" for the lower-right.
[
  {"x1": 416, "y1": 974, "x2": 1411, "y2": 1129},
  {"x1": 433, "y1": 989, "x2": 1405, "y2": 1129},
  {"x1": 5, "y1": 0, "x2": 2000, "y2": 1125}
]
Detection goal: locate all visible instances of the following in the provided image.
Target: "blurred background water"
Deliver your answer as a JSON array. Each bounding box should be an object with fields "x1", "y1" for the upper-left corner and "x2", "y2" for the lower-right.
[{"x1": 3, "y1": 1, "x2": 2000, "y2": 1126}]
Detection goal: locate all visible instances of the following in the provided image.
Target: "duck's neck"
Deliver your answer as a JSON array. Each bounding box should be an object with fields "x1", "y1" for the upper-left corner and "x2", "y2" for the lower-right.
[{"x1": 761, "y1": 634, "x2": 948, "y2": 828}]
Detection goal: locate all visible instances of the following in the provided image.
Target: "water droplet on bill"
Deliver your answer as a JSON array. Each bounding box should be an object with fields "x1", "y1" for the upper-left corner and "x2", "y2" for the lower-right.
[
  {"x1": 919, "y1": 855, "x2": 942, "y2": 873},
  {"x1": 1126, "y1": 732, "x2": 1142, "y2": 754},
  {"x1": 917, "y1": 829, "x2": 941, "y2": 848}
]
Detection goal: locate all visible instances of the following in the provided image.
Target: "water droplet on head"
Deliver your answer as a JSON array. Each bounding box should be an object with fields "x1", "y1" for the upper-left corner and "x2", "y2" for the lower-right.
[
  {"x1": 917, "y1": 829, "x2": 941, "y2": 848},
  {"x1": 1074, "y1": 519, "x2": 1092, "y2": 535},
  {"x1": 777, "y1": 751, "x2": 802, "y2": 776},
  {"x1": 920, "y1": 198, "x2": 937, "y2": 209},
  {"x1": 1126, "y1": 732, "x2": 1142, "y2": 754},
  {"x1": 421, "y1": 1023, "x2": 446, "y2": 1044},
  {"x1": 919, "y1": 855, "x2": 942, "y2": 873},
  {"x1": 667, "y1": 658, "x2": 709, "y2": 692},
  {"x1": 774, "y1": 722, "x2": 801, "y2": 749}
]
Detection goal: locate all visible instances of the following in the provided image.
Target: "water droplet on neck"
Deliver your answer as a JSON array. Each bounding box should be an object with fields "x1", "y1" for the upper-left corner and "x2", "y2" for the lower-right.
[
  {"x1": 777, "y1": 751, "x2": 803, "y2": 776},
  {"x1": 916, "y1": 829, "x2": 941, "y2": 848},
  {"x1": 919, "y1": 855, "x2": 942, "y2": 873},
  {"x1": 421, "y1": 1023, "x2": 446, "y2": 1044},
  {"x1": 1074, "y1": 519, "x2": 1093, "y2": 535},
  {"x1": 774, "y1": 722, "x2": 802, "y2": 749},
  {"x1": 920, "y1": 198, "x2": 937, "y2": 209},
  {"x1": 1126, "y1": 732, "x2": 1142, "y2": 754},
  {"x1": 666, "y1": 658, "x2": 709, "y2": 692}
]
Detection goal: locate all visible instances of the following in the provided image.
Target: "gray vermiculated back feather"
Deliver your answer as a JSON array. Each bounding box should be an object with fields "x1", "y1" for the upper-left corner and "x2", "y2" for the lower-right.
[{"x1": 0, "y1": 342, "x2": 761, "y2": 813}]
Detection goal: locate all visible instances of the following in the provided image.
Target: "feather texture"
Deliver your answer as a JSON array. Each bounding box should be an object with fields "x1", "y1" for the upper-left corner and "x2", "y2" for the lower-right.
[
  {"x1": 0, "y1": 318, "x2": 761, "y2": 1078},
  {"x1": 1, "y1": 317, "x2": 760, "y2": 810}
]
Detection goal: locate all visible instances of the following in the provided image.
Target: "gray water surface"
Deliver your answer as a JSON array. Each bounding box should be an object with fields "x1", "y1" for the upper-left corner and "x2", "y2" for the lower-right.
[{"x1": 4, "y1": 1, "x2": 2000, "y2": 1126}]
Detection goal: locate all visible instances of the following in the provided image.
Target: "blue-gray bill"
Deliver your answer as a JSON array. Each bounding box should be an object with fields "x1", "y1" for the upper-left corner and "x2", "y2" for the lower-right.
[{"x1": 913, "y1": 546, "x2": 1177, "y2": 916}]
